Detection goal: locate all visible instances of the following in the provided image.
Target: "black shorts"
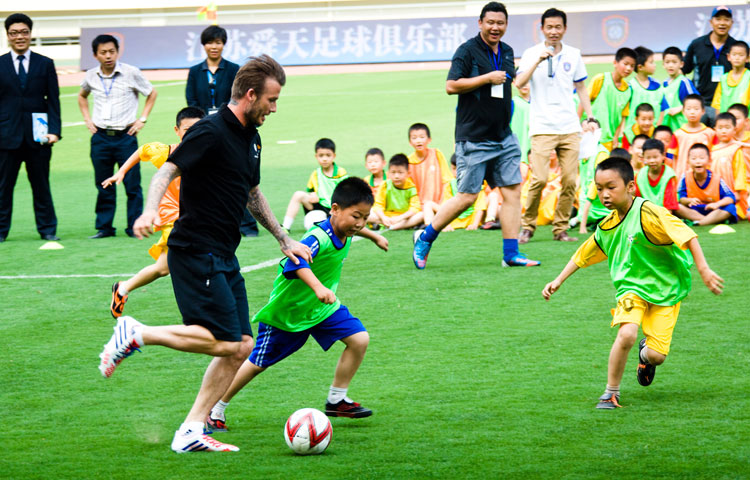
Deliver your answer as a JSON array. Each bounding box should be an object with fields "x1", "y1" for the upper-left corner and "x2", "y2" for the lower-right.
[
  {"x1": 168, "y1": 247, "x2": 252, "y2": 342},
  {"x1": 303, "y1": 202, "x2": 331, "y2": 215}
]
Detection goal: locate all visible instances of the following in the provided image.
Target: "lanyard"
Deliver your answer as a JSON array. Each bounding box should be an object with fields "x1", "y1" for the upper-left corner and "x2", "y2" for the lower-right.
[
  {"x1": 486, "y1": 44, "x2": 502, "y2": 71},
  {"x1": 100, "y1": 74, "x2": 116, "y2": 97},
  {"x1": 713, "y1": 44, "x2": 723, "y2": 64},
  {"x1": 206, "y1": 69, "x2": 217, "y2": 107}
]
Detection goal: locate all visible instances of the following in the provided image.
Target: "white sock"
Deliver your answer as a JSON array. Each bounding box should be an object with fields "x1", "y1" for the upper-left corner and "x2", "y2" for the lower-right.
[
  {"x1": 211, "y1": 400, "x2": 229, "y2": 420},
  {"x1": 282, "y1": 216, "x2": 294, "y2": 230},
  {"x1": 327, "y1": 386, "x2": 347, "y2": 404},
  {"x1": 605, "y1": 384, "x2": 620, "y2": 396},
  {"x1": 178, "y1": 421, "x2": 204, "y2": 437},
  {"x1": 639, "y1": 346, "x2": 651, "y2": 364},
  {"x1": 132, "y1": 325, "x2": 144, "y2": 348},
  {"x1": 118, "y1": 284, "x2": 129, "y2": 296}
]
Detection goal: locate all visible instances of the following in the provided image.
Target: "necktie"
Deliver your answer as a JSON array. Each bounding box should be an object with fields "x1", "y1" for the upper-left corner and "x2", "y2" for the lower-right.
[{"x1": 17, "y1": 54, "x2": 27, "y2": 90}]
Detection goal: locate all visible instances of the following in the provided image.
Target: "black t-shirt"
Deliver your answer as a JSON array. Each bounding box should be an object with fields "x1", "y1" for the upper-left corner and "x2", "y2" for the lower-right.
[
  {"x1": 447, "y1": 34, "x2": 515, "y2": 142},
  {"x1": 167, "y1": 105, "x2": 261, "y2": 257}
]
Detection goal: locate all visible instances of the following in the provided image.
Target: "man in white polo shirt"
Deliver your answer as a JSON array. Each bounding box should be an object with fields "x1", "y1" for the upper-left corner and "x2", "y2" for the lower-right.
[{"x1": 516, "y1": 8, "x2": 593, "y2": 243}]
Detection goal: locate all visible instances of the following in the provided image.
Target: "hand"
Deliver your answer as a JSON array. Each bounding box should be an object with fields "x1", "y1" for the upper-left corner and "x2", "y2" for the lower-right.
[
  {"x1": 382, "y1": 216, "x2": 393, "y2": 227},
  {"x1": 127, "y1": 120, "x2": 146, "y2": 136},
  {"x1": 687, "y1": 198, "x2": 702, "y2": 207},
  {"x1": 374, "y1": 235, "x2": 389, "y2": 252},
  {"x1": 313, "y1": 285, "x2": 336, "y2": 304},
  {"x1": 280, "y1": 237, "x2": 312, "y2": 266},
  {"x1": 466, "y1": 224, "x2": 479, "y2": 231},
  {"x1": 84, "y1": 119, "x2": 97, "y2": 134},
  {"x1": 45, "y1": 134, "x2": 59, "y2": 145},
  {"x1": 133, "y1": 210, "x2": 157, "y2": 239},
  {"x1": 443, "y1": 225, "x2": 455, "y2": 232},
  {"x1": 101, "y1": 172, "x2": 124, "y2": 189},
  {"x1": 579, "y1": 224, "x2": 588, "y2": 234},
  {"x1": 542, "y1": 279, "x2": 561, "y2": 300},
  {"x1": 487, "y1": 70, "x2": 507, "y2": 85},
  {"x1": 705, "y1": 202, "x2": 719, "y2": 211},
  {"x1": 699, "y1": 267, "x2": 724, "y2": 295},
  {"x1": 668, "y1": 106, "x2": 682, "y2": 116},
  {"x1": 538, "y1": 49, "x2": 553, "y2": 64}
]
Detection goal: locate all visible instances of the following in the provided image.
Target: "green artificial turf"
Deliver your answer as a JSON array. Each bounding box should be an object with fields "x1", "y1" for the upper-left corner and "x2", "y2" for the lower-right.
[{"x1": 1, "y1": 68, "x2": 748, "y2": 479}]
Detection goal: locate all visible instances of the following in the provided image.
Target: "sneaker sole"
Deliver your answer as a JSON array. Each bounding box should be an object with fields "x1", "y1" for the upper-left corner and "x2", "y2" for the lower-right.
[{"x1": 325, "y1": 409, "x2": 373, "y2": 418}]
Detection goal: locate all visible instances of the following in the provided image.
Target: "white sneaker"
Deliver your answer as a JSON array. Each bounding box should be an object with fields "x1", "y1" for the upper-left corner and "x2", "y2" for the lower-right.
[
  {"x1": 171, "y1": 429, "x2": 239, "y2": 453},
  {"x1": 98, "y1": 316, "x2": 143, "y2": 378}
]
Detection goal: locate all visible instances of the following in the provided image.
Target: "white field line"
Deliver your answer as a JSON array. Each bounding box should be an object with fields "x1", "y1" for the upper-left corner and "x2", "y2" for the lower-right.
[{"x1": 0, "y1": 234, "x2": 371, "y2": 280}]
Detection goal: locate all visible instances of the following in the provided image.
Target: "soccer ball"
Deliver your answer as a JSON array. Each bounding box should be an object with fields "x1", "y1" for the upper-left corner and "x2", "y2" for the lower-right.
[
  {"x1": 284, "y1": 408, "x2": 332, "y2": 455},
  {"x1": 304, "y1": 210, "x2": 328, "y2": 230}
]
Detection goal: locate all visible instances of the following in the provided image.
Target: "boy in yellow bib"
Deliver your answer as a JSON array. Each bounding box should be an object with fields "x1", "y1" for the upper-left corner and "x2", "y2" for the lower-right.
[
  {"x1": 102, "y1": 106, "x2": 205, "y2": 318},
  {"x1": 370, "y1": 154, "x2": 423, "y2": 230},
  {"x1": 543, "y1": 157, "x2": 723, "y2": 409}
]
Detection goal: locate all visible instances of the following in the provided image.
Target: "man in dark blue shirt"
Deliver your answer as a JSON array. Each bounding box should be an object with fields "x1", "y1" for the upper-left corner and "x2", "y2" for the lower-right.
[{"x1": 413, "y1": 1, "x2": 539, "y2": 269}]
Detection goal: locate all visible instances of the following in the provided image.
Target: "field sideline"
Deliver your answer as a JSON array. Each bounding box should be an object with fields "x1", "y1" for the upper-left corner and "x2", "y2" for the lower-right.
[{"x1": 1, "y1": 67, "x2": 748, "y2": 479}]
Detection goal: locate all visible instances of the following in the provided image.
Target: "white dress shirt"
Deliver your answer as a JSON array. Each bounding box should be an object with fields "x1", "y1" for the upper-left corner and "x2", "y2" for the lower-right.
[
  {"x1": 11, "y1": 50, "x2": 30, "y2": 74},
  {"x1": 80, "y1": 62, "x2": 153, "y2": 130}
]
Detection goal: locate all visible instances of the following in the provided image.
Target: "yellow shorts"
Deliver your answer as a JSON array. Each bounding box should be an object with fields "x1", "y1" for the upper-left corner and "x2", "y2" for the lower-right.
[
  {"x1": 611, "y1": 293, "x2": 680, "y2": 355},
  {"x1": 148, "y1": 224, "x2": 173, "y2": 262}
]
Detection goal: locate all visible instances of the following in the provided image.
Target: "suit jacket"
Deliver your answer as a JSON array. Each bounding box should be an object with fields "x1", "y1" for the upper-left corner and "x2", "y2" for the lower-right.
[
  {"x1": 0, "y1": 51, "x2": 61, "y2": 150},
  {"x1": 185, "y1": 58, "x2": 239, "y2": 113}
]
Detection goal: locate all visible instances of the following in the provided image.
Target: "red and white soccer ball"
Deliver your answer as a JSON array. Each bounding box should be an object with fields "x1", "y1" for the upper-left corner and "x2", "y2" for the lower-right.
[{"x1": 284, "y1": 408, "x2": 333, "y2": 455}]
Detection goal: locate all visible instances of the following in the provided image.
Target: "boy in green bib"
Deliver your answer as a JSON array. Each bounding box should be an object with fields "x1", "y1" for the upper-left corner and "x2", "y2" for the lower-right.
[
  {"x1": 711, "y1": 41, "x2": 750, "y2": 114},
  {"x1": 635, "y1": 139, "x2": 682, "y2": 214},
  {"x1": 282, "y1": 138, "x2": 348, "y2": 232},
  {"x1": 208, "y1": 177, "x2": 388, "y2": 430},
  {"x1": 543, "y1": 157, "x2": 724, "y2": 409}
]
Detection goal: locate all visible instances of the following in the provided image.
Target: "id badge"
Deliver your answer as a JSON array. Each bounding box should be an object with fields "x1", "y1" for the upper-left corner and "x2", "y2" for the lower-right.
[
  {"x1": 208, "y1": 107, "x2": 219, "y2": 115},
  {"x1": 100, "y1": 102, "x2": 112, "y2": 121},
  {"x1": 491, "y1": 84, "x2": 504, "y2": 98},
  {"x1": 712, "y1": 65, "x2": 723, "y2": 82}
]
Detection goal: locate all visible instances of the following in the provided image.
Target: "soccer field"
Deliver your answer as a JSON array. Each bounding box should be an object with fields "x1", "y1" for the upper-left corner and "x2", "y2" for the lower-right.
[{"x1": 1, "y1": 69, "x2": 748, "y2": 479}]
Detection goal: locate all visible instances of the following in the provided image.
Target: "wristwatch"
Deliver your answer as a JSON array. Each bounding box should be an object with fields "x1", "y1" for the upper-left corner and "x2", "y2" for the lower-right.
[{"x1": 139, "y1": 116, "x2": 148, "y2": 123}]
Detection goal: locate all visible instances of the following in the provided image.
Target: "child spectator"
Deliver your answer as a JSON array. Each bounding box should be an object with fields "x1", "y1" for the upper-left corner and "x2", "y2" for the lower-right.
[
  {"x1": 511, "y1": 82, "x2": 531, "y2": 165},
  {"x1": 673, "y1": 94, "x2": 716, "y2": 178},
  {"x1": 370, "y1": 154, "x2": 423, "y2": 230},
  {"x1": 363, "y1": 147, "x2": 386, "y2": 196},
  {"x1": 207, "y1": 177, "x2": 388, "y2": 430},
  {"x1": 624, "y1": 47, "x2": 661, "y2": 142},
  {"x1": 622, "y1": 103, "x2": 655, "y2": 150},
  {"x1": 727, "y1": 103, "x2": 750, "y2": 199},
  {"x1": 678, "y1": 143, "x2": 737, "y2": 225},
  {"x1": 629, "y1": 133, "x2": 649, "y2": 174},
  {"x1": 659, "y1": 47, "x2": 698, "y2": 133},
  {"x1": 635, "y1": 138, "x2": 679, "y2": 212},
  {"x1": 443, "y1": 154, "x2": 488, "y2": 231},
  {"x1": 711, "y1": 112, "x2": 748, "y2": 218},
  {"x1": 711, "y1": 41, "x2": 750, "y2": 113},
  {"x1": 406, "y1": 123, "x2": 453, "y2": 213},
  {"x1": 543, "y1": 157, "x2": 723, "y2": 409},
  {"x1": 587, "y1": 47, "x2": 636, "y2": 150},
  {"x1": 282, "y1": 138, "x2": 348, "y2": 232},
  {"x1": 102, "y1": 106, "x2": 205, "y2": 318},
  {"x1": 653, "y1": 125, "x2": 678, "y2": 168},
  {"x1": 577, "y1": 119, "x2": 611, "y2": 233}
]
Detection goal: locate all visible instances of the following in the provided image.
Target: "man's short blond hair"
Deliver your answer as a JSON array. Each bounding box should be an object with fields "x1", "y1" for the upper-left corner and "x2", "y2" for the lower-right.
[{"x1": 231, "y1": 54, "x2": 286, "y2": 100}]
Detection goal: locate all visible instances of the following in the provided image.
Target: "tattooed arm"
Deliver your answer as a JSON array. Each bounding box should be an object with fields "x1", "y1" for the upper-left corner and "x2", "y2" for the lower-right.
[
  {"x1": 132, "y1": 162, "x2": 181, "y2": 239},
  {"x1": 247, "y1": 185, "x2": 312, "y2": 264}
]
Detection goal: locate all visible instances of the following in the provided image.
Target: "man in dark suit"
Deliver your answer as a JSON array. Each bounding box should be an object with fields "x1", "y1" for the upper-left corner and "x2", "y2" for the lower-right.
[
  {"x1": 0, "y1": 13, "x2": 61, "y2": 242},
  {"x1": 185, "y1": 25, "x2": 258, "y2": 237}
]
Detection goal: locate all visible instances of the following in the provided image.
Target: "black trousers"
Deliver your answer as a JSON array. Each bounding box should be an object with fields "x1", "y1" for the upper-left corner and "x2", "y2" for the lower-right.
[
  {"x1": 0, "y1": 143, "x2": 57, "y2": 239},
  {"x1": 90, "y1": 131, "x2": 142, "y2": 235}
]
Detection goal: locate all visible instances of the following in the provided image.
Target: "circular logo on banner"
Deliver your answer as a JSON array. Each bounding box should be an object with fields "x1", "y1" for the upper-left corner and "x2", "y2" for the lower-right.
[{"x1": 602, "y1": 15, "x2": 629, "y2": 48}]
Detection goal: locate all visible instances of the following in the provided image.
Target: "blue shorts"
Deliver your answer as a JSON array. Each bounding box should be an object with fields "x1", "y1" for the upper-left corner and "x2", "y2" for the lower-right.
[
  {"x1": 455, "y1": 135, "x2": 522, "y2": 193},
  {"x1": 249, "y1": 305, "x2": 366, "y2": 368},
  {"x1": 689, "y1": 203, "x2": 738, "y2": 223}
]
